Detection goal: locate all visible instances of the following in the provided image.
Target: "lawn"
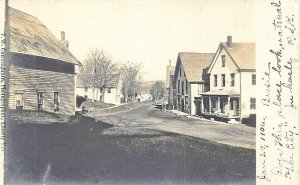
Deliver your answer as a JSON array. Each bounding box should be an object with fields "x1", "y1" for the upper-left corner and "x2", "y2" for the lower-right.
[{"x1": 5, "y1": 112, "x2": 256, "y2": 185}]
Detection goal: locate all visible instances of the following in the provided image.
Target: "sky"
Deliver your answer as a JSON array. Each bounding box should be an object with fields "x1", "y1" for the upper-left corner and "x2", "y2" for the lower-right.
[{"x1": 9, "y1": 0, "x2": 255, "y2": 81}]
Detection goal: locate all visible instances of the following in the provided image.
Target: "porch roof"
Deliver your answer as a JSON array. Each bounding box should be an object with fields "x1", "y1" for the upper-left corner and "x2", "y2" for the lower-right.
[{"x1": 201, "y1": 89, "x2": 240, "y2": 96}]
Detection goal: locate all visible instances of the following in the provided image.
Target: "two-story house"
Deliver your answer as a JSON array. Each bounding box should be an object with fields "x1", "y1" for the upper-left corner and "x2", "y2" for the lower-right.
[
  {"x1": 6, "y1": 7, "x2": 81, "y2": 115},
  {"x1": 173, "y1": 52, "x2": 214, "y2": 115},
  {"x1": 201, "y1": 36, "x2": 256, "y2": 123}
]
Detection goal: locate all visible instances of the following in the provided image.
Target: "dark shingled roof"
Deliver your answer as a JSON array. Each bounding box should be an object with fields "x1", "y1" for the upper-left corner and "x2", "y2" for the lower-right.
[
  {"x1": 174, "y1": 52, "x2": 215, "y2": 82},
  {"x1": 7, "y1": 7, "x2": 81, "y2": 65}
]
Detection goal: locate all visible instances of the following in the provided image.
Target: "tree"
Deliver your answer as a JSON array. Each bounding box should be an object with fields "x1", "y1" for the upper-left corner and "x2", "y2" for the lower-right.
[
  {"x1": 119, "y1": 62, "x2": 143, "y2": 104},
  {"x1": 150, "y1": 81, "x2": 166, "y2": 101},
  {"x1": 80, "y1": 49, "x2": 118, "y2": 102}
]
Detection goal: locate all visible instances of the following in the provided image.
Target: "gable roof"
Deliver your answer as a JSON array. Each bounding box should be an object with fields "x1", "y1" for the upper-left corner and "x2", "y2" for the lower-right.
[
  {"x1": 7, "y1": 7, "x2": 81, "y2": 65},
  {"x1": 174, "y1": 52, "x2": 214, "y2": 82},
  {"x1": 208, "y1": 42, "x2": 255, "y2": 73},
  {"x1": 77, "y1": 74, "x2": 120, "y2": 88}
]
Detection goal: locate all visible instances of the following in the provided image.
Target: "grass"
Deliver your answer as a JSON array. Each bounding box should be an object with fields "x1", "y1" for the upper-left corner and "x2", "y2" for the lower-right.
[
  {"x1": 81, "y1": 99, "x2": 115, "y2": 110},
  {"x1": 6, "y1": 114, "x2": 255, "y2": 185},
  {"x1": 9, "y1": 110, "x2": 72, "y2": 124}
]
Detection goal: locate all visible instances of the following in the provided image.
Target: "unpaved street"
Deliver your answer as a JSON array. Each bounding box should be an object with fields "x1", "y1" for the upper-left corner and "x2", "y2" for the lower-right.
[{"x1": 88, "y1": 102, "x2": 255, "y2": 149}]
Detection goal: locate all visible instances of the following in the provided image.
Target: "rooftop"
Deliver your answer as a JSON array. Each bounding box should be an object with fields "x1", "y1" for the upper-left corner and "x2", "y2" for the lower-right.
[{"x1": 7, "y1": 7, "x2": 81, "y2": 65}]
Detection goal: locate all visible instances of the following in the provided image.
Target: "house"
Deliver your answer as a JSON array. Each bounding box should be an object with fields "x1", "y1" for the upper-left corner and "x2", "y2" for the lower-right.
[
  {"x1": 165, "y1": 60, "x2": 175, "y2": 109},
  {"x1": 173, "y1": 52, "x2": 214, "y2": 115},
  {"x1": 6, "y1": 7, "x2": 81, "y2": 115},
  {"x1": 76, "y1": 74, "x2": 122, "y2": 105},
  {"x1": 201, "y1": 36, "x2": 256, "y2": 123},
  {"x1": 167, "y1": 74, "x2": 176, "y2": 109},
  {"x1": 166, "y1": 60, "x2": 175, "y2": 87}
]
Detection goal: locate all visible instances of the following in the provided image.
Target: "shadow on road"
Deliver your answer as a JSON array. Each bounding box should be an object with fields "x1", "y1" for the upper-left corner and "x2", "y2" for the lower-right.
[{"x1": 5, "y1": 115, "x2": 255, "y2": 185}]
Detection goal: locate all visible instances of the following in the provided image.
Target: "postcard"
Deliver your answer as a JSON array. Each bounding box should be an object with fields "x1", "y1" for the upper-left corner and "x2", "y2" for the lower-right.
[{"x1": 0, "y1": 0, "x2": 299, "y2": 185}]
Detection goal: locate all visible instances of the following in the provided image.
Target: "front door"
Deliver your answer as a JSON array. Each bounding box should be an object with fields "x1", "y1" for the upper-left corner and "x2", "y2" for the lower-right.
[
  {"x1": 233, "y1": 99, "x2": 240, "y2": 115},
  {"x1": 220, "y1": 99, "x2": 224, "y2": 113}
]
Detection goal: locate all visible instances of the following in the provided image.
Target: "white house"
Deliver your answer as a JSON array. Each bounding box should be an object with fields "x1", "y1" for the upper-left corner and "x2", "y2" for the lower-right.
[
  {"x1": 173, "y1": 52, "x2": 214, "y2": 115},
  {"x1": 76, "y1": 74, "x2": 122, "y2": 105},
  {"x1": 201, "y1": 36, "x2": 256, "y2": 123}
]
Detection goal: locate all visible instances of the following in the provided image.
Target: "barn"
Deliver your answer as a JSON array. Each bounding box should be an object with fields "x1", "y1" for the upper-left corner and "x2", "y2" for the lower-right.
[{"x1": 6, "y1": 7, "x2": 81, "y2": 115}]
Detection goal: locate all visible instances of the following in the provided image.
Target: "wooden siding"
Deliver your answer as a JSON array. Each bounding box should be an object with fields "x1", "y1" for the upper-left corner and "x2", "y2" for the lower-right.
[{"x1": 8, "y1": 54, "x2": 76, "y2": 115}]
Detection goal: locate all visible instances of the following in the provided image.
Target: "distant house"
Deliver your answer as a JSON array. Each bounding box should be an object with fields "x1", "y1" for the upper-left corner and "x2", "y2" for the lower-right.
[
  {"x1": 166, "y1": 60, "x2": 175, "y2": 109},
  {"x1": 167, "y1": 74, "x2": 176, "y2": 109},
  {"x1": 76, "y1": 74, "x2": 122, "y2": 105},
  {"x1": 201, "y1": 36, "x2": 256, "y2": 123},
  {"x1": 6, "y1": 7, "x2": 81, "y2": 115},
  {"x1": 173, "y1": 52, "x2": 214, "y2": 115}
]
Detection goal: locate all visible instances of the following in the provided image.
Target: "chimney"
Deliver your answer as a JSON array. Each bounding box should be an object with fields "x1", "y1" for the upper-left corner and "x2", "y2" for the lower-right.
[
  {"x1": 227, "y1": 36, "x2": 232, "y2": 47},
  {"x1": 61, "y1": 31, "x2": 65, "y2": 41},
  {"x1": 60, "y1": 31, "x2": 69, "y2": 49}
]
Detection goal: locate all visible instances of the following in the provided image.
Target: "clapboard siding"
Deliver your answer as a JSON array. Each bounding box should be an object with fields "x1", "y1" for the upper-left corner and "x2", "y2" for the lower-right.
[{"x1": 8, "y1": 54, "x2": 76, "y2": 115}]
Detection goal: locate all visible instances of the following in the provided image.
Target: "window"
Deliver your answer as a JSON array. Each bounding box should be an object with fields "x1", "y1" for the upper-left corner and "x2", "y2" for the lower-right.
[
  {"x1": 37, "y1": 92, "x2": 44, "y2": 111},
  {"x1": 221, "y1": 55, "x2": 225, "y2": 67},
  {"x1": 214, "y1": 75, "x2": 217, "y2": 87},
  {"x1": 230, "y1": 73, "x2": 235, "y2": 87},
  {"x1": 250, "y1": 98, "x2": 256, "y2": 109},
  {"x1": 177, "y1": 80, "x2": 180, "y2": 93},
  {"x1": 198, "y1": 84, "x2": 202, "y2": 95},
  {"x1": 230, "y1": 99, "x2": 233, "y2": 110},
  {"x1": 15, "y1": 93, "x2": 24, "y2": 110},
  {"x1": 54, "y1": 92, "x2": 59, "y2": 112},
  {"x1": 181, "y1": 81, "x2": 184, "y2": 95},
  {"x1": 179, "y1": 68, "x2": 182, "y2": 77},
  {"x1": 186, "y1": 80, "x2": 188, "y2": 93},
  {"x1": 108, "y1": 88, "x2": 111, "y2": 93},
  {"x1": 252, "y1": 74, "x2": 256, "y2": 85},
  {"x1": 84, "y1": 87, "x2": 88, "y2": 93},
  {"x1": 221, "y1": 74, "x2": 225, "y2": 87}
]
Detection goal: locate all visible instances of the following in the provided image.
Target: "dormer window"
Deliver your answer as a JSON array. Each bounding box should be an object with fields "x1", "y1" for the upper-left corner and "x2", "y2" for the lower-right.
[
  {"x1": 221, "y1": 55, "x2": 225, "y2": 67},
  {"x1": 179, "y1": 68, "x2": 182, "y2": 77}
]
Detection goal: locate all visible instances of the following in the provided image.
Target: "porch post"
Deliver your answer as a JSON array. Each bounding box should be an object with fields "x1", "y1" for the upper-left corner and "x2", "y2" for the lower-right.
[
  {"x1": 217, "y1": 97, "x2": 220, "y2": 112},
  {"x1": 227, "y1": 96, "x2": 230, "y2": 112},
  {"x1": 201, "y1": 96, "x2": 204, "y2": 114},
  {"x1": 208, "y1": 97, "x2": 211, "y2": 113}
]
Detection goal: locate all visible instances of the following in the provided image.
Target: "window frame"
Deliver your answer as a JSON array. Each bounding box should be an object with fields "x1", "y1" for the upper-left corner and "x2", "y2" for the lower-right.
[
  {"x1": 54, "y1": 92, "x2": 60, "y2": 112},
  {"x1": 252, "y1": 74, "x2": 256, "y2": 85},
  {"x1": 214, "y1": 75, "x2": 217, "y2": 87},
  {"x1": 250, "y1": 98, "x2": 256, "y2": 109},
  {"x1": 230, "y1": 73, "x2": 235, "y2": 87},
  {"x1": 221, "y1": 55, "x2": 225, "y2": 67},
  {"x1": 15, "y1": 92, "x2": 24, "y2": 109},
  {"x1": 185, "y1": 80, "x2": 188, "y2": 93},
  {"x1": 221, "y1": 74, "x2": 226, "y2": 87},
  {"x1": 37, "y1": 92, "x2": 44, "y2": 111}
]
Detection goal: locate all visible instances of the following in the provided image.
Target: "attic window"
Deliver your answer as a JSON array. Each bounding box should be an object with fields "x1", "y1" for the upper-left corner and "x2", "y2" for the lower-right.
[{"x1": 221, "y1": 55, "x2": 225, "y2": 67}]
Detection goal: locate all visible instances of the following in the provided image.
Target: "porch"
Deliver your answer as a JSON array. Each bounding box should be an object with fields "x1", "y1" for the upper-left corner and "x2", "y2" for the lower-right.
[{"x1": 198, "y1": 89, "x2": 240, "y2": 121}]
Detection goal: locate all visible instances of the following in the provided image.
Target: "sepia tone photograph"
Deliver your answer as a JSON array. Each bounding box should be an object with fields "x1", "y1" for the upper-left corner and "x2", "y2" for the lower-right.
[{"x1": 3, "y1": 0, "x2": 258, "y2": 184}]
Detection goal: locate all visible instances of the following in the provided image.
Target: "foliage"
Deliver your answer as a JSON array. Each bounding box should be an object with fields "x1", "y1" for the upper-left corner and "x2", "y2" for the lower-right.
[
  {"x1": 80, "y1": 49, "x2": 119, "y2": 101},
  {"x1": 119, "y1": 62, "x2": 143, "y2": 104},
  {"x1": 150, "y1": 81, "x2": 166, "y2": 101}
]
